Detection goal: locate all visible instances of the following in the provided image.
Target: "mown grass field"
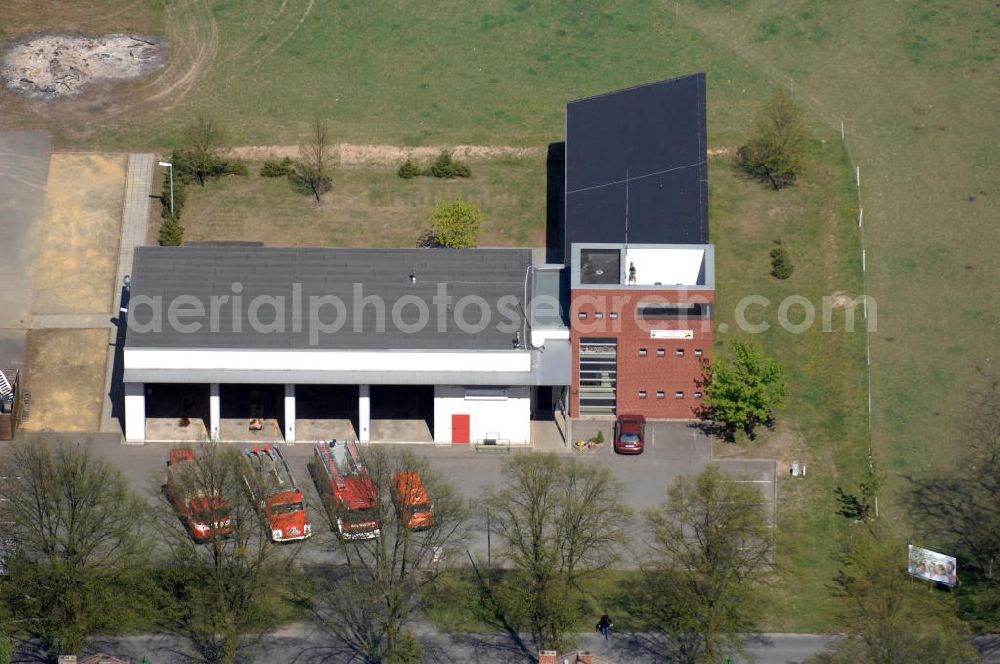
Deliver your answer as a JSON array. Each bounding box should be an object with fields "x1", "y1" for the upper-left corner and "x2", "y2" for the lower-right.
[
  {"x1": 3, "y1": 0, "x2": 995, "y2": 634},
  {"x1": 0, "y1": 0, "x2": 770, "y2": 148},
  {"x1": 179, "y1": 156, "x2": 547, "y2": 248},
  {"x1": 670, "y1": 0, "x2": 1000, "y2": 556}
]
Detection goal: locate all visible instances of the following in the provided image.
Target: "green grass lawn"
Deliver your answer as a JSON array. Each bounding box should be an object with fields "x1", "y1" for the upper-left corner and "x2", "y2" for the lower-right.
[
  {"x1": 668, "y1": 0, "x2": 1000, "y2": 614},
  {"x1": 178, "y1": 156, "x2": 547, "y2": 248},
  {"x1": 1, "y1": 0, "x2": 771, "y2": 149},
  {"x1": 709, "y1": 138, "x2": 868, "y2": 630}
]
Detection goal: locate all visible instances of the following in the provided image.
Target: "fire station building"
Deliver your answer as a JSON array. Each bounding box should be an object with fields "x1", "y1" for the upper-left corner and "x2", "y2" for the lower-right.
[
  {"x1": 121, "y1": 73, "x2": 712, "y2": 443},
  {"x1": 564, "y1": 73, "x2": 713, "y2": 419}
]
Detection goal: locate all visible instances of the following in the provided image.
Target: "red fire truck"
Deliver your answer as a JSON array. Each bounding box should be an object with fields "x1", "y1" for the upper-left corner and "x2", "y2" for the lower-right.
[
  {"x1": 311, "y1": 440, "x2": 380, "y2": 540},
  {"x1": 166, "y1": 447, "x2": 233, "y2": 541},
  {"x1": 242, "y1": 445, "x2": 312, "y2": 543}
]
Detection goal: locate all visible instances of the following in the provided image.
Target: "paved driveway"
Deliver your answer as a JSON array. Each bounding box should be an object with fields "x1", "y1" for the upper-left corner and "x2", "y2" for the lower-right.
[
  {"x1": 13, "y1": 422, "x2": 774, "y2": 567},
  {"x1": 0, "y1": 130, "x2": 50, "y2": 369}
]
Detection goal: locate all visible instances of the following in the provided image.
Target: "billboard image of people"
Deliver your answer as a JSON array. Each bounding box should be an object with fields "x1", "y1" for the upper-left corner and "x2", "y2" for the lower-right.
[{"x1": 908, "y1": 544, "x2": 957, "y2": 587}]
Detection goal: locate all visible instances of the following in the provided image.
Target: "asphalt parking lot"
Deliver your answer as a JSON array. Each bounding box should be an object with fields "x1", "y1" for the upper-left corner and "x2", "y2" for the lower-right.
[
  {"x1": 0, "y1": 130, "x2": 51, "y2": 371},
  {"x1": 11, "y1": 424, "x2": 775, "y2": 567}
]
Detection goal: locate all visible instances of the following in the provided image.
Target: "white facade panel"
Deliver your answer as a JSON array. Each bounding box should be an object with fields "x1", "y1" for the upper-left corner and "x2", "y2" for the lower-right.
[
  {"x1": 284, "y1": 384, "x2": 296, "y2": 442},
  {"x1": 432, "y1": 385, "x2": 530, "y2": 444},
  {"x1": 125, "y1": 348, "x2": 530, "y2": 374},
  {"x1": 124, "y1": 382, "x2": 146, "y2": 442},
  {"x1": 358, "y1": 384, "x2": 371, "y2": 443},
  {"x1": 624, "y1": 247, "x2": 705, "y2": 286},
  {"x1": 209, "y1": 383, "x2": 221, "y2": 441}
]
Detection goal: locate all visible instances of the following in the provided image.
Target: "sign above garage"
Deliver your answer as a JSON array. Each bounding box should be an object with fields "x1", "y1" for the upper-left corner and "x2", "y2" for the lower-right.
[{"x1": 650, "y1": 329, "x2": 693, "y2": 339}]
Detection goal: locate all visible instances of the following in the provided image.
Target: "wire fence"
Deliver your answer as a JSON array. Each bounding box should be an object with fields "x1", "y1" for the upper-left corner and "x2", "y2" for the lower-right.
[{"x1": 670, "y1": 2, "x2": 876, "y2": 489}]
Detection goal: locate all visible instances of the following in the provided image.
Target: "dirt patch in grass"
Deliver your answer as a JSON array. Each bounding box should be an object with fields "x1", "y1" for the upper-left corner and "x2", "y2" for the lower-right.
[
  {"x1": 21, "y1": 329, "x2": 108, "y2": 433},
  {"x1": 32, "y1": 153, "x2": 126, "y2": 315},
  {"x1": 230, "y1": 143, "x2": 546, "y2": 165},
  {"x1": 3, "y1": 33, "x2": 164, "y2": 100}
]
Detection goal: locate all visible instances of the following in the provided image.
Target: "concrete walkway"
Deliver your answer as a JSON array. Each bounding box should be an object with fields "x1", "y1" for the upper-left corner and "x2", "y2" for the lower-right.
[
  {"x1": 100, "y1": 153, "x2": 155, "y2": 434},
  {"x1": 19, "y1": 626, "x2": 838, "y2": 664},
  {"x1": 29, "y1": 313, "x2": 116, "y2": 330}
]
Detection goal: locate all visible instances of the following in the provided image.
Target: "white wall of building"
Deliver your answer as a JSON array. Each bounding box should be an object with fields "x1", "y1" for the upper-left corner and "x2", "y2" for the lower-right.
[
  {"x1": 432, "y1": 385, "x2": 531, "y2": 444},
  {"x1": 124, "y1": 382, "x2": 146, "y2": 442},
  {"x1": 624, "y1": 247, "x2": 705, "y2": 286},
  {"x1": 125, "y1": 348, "x2": 530, "y2": 374}
]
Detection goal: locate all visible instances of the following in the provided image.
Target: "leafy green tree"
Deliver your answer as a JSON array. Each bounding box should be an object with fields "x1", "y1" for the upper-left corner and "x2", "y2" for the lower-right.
[
  {"x1": 313, "y1": 448, "x2": 467, "y2": 663},
  {"x1": 427, "y1": 197, "x2": 484, "y2": 248},
  {"x1": 769, "y1": 240, "x2": 794, "y2": 279},
  {"x1": 0, "y1": 441, "x2": 149, "y2": 657},
  {"x1": 0, "y1": 629, "x2": 12, "y2": 664},
  {"x1": 638, "y1": 465, "x2": 772, "y2": 664},
  {"x1": 159, "y1": 213, "x2": 184, "y2": 246},
  {"x1": 808, "y1": 528, "x2": 977, "y2": 664},
  {"x1": 702, "y1": 339, "x2": 787, "y2": 440},
  {"x1": 486, "y1": 453, "x2": 632, "y2": 652},
  {"x1": 260, "y1": 156, "x2": 294, "y2": 177},
  {"x1": 397, "y1": 159, "x2": 422, "y2": 179},
  {"x1": 737, "y1": 89, "x2": 811, "y2": 190},
  {"x1": 428, "y1": 150, "x2": 471, "y2": 178}
]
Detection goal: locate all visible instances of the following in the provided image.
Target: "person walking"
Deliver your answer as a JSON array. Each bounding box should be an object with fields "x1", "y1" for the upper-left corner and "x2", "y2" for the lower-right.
[{"x1": 597, "y1": 613, "x2": 612, "y2": 640}]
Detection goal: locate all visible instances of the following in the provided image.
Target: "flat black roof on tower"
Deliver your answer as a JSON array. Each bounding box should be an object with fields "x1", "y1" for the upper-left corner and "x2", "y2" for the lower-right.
[{"x1": 565, "y1": 73, "x2": 708, "y2": 258}]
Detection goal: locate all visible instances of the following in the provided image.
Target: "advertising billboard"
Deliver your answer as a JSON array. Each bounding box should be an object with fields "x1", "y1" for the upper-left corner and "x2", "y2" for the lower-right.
[{"x1": 908, "y1": 544, "x2": 957, "y2": 587}]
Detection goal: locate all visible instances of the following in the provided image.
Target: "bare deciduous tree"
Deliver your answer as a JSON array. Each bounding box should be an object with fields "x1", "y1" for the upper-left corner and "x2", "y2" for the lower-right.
[
  {"x1": 910, "y1": 370, "x2": 1000, "y2": 628},
  {"x1": 639, "y1": 464, "x2": 772, "y2": 664},
  {"x1": 152, "y1": 444, "x2": 297, "y2": 664},
  {"x1": 808, "y1": 528, "x2": 976, "y2": 664},
  {"x1": 293, "y1": 116, "x2": 335, "y2": 201},
  {"x1": 183, "y1": 116, "x2": 229, "y2": 186},
  {"x1": 312, "y1": 447, "x2": 468, "y2": 663},
  {"x1": 486, "y1": 453, "x2": 632, "y2": 652},
  {"x1": 0, "y1": 441, "x2": 148, "y2": 657}
]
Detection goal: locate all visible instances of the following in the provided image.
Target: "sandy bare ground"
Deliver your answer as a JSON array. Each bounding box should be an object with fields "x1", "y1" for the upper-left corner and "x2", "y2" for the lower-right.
[
  {"x1": 21, "y1": 328, "x2": 108, "y2": 432},
  {"x1": 2, "y1": 33, "x2": 164, "y2": 99},
  {"x1": 229, "y1": 143, "x2": 548, "y2": 165},
  {"x1": 32, "y1": 154, "x2": 126, "y2": 315},
  {"x1": 231, "y1": 144, "x2": 735, "y2": 165}
]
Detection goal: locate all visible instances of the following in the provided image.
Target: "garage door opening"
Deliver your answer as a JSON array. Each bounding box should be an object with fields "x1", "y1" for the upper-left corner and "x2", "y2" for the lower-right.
[
  {"x1": 296, "y1": 384, "x2": 358, "y2": 442},
  {"x1": 145, "y1": 383, "x2": 209, "y2": 442},
  {"x1": 220, "y1": 384, "x2": 284, "y2": 442},
  {"x1": 370, "y1": 385, "x2": 433, "y2": 442}
]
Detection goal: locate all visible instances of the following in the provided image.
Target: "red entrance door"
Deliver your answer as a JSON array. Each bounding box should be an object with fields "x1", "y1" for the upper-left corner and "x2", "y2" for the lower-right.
[{"x1": 451, "y1": 414, "x2": 470, "y2": 444}]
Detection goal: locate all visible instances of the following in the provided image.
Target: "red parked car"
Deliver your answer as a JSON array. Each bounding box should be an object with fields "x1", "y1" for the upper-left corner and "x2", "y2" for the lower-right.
[{"x1": 614, "y1": 414, "x2": 646, "y2": 454}]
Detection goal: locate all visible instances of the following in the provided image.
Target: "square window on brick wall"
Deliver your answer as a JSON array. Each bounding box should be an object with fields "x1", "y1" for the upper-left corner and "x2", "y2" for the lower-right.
[
  {"x1": 639, "y1": 390, "x2": 647, "y2": 399},
  {"x1": 595, "y1": 312, "x2": 604, "y2": 320},
  {"x1": 639, "y1": 348, "x2": 647, "y2": 357},
  {"x1": 656, "y1": 348, "x2": 665, "y2": 357},
  {"x1": 609, "y1": 312, "x2": 619, "y2": 320},
  {"x1": 675, "y1": 391, "x2": 685, "y2": 399},
  {"x1": 694, "y1": 391, "x2": 704, "y2": 399},
  {"x1": 656, "y1": 391, "x2": 665, "y2": 399},
  {"x1": 694, "y1": 349, "x2": 703, "y2": 357},
  {"x1": 578, "y1": 312, "x2": 588, "y2": 320},
  {"x1": 676, "y1": 349, "x2": 685, "y2": 357}
]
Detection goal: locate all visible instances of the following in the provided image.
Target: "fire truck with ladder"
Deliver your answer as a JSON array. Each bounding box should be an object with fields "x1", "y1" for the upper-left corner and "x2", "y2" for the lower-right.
[
  {"x1": 311, "y1": 440, "x2": 380, "y2": 540},
  {"x1": 242, "y1": 445, "x2": 312, "y2": 542},
  {"x1": 165, "y1": 447, "x2": 233, "y2": 541}
]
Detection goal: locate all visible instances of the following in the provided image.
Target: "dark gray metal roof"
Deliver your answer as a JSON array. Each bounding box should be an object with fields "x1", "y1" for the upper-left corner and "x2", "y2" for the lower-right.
[
  {"x1": 126, "y1": 247, "x2": 531, "y2": 351},
  {"x1": 565, "y1": 74, "x2": 709, "y2": 259}
]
